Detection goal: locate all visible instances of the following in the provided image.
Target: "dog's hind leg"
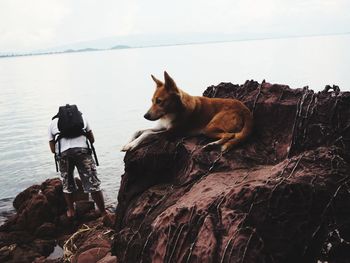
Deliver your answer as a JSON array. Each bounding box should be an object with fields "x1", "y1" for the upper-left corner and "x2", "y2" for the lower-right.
[
  {"x1": 221, "y1": 128, "x2": 251, "y2": 152},
  {"x1": 203, "y1": 132, "x2": 235, "y2": 149},
  {"x1": 221, "y1": 110, "x2": 253, "y2": 152},
  {"x1": 221, "y1": 137, "x2": 242, "y2": 152},
  {"x1": 202, "y1": 111, "x2": 243, "y2": 150},
  {"x1": 221, "y1": 124, "x2": 252, "y2": 152}
]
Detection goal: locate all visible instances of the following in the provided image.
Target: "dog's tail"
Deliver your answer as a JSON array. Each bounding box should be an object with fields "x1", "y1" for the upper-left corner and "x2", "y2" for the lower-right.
[{"x1": 223, "y1": 108, "x2": 253, "y2": 151}]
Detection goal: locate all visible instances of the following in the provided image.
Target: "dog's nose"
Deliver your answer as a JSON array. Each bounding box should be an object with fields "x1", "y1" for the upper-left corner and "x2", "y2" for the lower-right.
[{"x1": 144, "y1": 113, "x2": 151, "y2": 120}]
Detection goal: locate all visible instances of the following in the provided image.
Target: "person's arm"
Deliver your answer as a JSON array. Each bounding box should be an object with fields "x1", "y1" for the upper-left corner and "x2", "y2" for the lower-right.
[
  {"x1": 84, "y1": 117, "x2": 95, "y2": 144},
  {"x1": 48, "y1": 121, "x2": 56, "y2": 154},
  {"x1": 49, "y1": 140, "x2": 55, "y2": 154},
  {"x1": 86, "y1": 130, "x2": 95, "y2": 144}
]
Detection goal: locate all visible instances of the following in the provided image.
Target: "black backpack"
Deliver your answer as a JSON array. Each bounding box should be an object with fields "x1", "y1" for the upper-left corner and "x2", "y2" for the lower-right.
[
  {"x1": 52, "y1": 104, "x2": 85, "y2": 138},
  {"x1": 51, "y1": 104, "x2": 99, "y2": 167}
]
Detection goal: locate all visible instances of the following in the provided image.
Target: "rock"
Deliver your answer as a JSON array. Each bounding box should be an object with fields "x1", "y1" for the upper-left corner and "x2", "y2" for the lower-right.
[
  {"x1": 13, "y1": 184, "x2": 41, "y2": 211},
  {"x1": 16, "y1": 193, "x2": 53, "y2": 232},
  {"x1": 0, "y1": 230, "x2": 33, "y2": 246},
  {"x1": 0, "y1": 178, "x2": 114, "y2": 262},
  {"x1": 75, "y1": 201, "x2": 95, "y2": 218},
  {"x1": 33, "y1": 256, "x2": 61, "y2": 263},
  {"x1": 11, "y1": 245, "x2": 42, "y2": 263},
  {"x1": 2, "y1": 179, "x2": 65, "y2": 233},
  {"x1": 73, "y1": 247, "x2": 109, "y2": 263},
  {"x1": 102, "y1": 213, "x2": 116, "y2": 228},
  {"x1": 35, "y1": 223, "x2": 57, "y2": 239},
  {"x1": 97, "y1": 252, "x2": 118, "y2": 263},
  {"x1": 33, "y1": 239, "x2": 55, "y2": 256},
  {"x1": 112, "y1": 80, "x2": 350, "y2": 262},
  {"x1": 0, "y1": 243, "x2": 16, "y2": 262},
  {"x1": 65, "y1": 220, "x2": 114, "y2": 263}
]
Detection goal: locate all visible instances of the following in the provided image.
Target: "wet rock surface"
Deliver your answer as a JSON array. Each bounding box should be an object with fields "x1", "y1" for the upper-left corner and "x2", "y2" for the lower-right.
[
  {"x1": 112, "y1": 80, "x2": 350, "y2": 262},
  {"x1": 0, "y1": 178, "x2": 116, "y2": 263}
]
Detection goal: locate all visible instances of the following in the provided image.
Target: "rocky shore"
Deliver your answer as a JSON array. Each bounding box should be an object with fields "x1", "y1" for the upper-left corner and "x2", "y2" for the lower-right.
[
  {"x1": 1, "y1": 80, "x2": 350, "y2": 263},
  {"x1": 0, "y1": 178, "x2": 116, "y2": 263},
  {"x1": 112, "y1": 80, "x2": 350, "y2": 262}
]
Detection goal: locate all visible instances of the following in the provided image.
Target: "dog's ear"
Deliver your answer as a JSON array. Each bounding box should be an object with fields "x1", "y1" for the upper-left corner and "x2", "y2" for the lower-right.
[
  {"x1": 164, "y1": 71, "x2": 178, "y2": 92},
  {"x1": 151, "y1": 75, "x2": 163, "y2": 88}
]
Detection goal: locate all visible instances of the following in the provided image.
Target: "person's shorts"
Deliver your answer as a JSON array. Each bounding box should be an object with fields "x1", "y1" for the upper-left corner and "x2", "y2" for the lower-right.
[{"x1": 58, "y1": 147, "x2": 101, "y2": 193}]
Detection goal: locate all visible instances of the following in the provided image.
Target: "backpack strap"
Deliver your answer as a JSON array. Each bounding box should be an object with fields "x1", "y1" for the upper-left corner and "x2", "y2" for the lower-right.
[
  {"x1": 54, "y1": 130, "x2": 90, "y2": 157},
  {"x1": 54, "y1": 133, "x2": 62, "y2": 157},
  {"x1": 83, "y1": 129, "x2": 92, "y2": 152}
]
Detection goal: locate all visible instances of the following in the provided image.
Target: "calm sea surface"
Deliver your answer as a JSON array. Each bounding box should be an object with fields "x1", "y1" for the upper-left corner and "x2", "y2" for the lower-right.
[{"x1": 1, "y1": 34, "x2": 349, "y2": 223}]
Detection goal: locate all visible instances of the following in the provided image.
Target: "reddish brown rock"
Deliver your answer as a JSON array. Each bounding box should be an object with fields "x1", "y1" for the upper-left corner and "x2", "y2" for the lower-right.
[
  {"x1": 73, "y1": 247, "x2": 110, "y2": 263},
  {"x1": 112, "y1": 81, "x2": 350, "y2": 262},
  {"x1": 66, "y1": 218, "x2": 115, "y2": 263},
  {"x1": 75, "y1": 200, "x2": 95, "y2": 218},
  {"x1": 35, "y1": 223, "x2": 57, "y2": 239},
  {"x1": 13, "y1": 184, "x2": 41, "y2": 211},
  {"x1": 96, "y1": 253, "x2": 118, "y2": 263},
  {"x1": 0, "y1": 178, "x2": 115, "y2": 262}
]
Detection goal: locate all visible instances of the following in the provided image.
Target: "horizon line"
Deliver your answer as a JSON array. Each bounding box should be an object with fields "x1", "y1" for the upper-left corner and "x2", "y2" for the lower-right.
[{"x1": 1, "y1": 31, "x2": 349, "y2": 59}]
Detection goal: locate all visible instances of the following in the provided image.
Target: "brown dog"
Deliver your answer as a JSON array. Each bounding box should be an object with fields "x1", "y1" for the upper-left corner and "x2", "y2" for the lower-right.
[{"x1": 122, "y1": 71, "x2": 253, "y2": 152}]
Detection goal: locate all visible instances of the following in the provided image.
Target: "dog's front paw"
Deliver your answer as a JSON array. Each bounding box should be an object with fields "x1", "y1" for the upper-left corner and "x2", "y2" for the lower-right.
[
  {"x1": 131, "y1": 130, "x2": 144, "y2": 140},
  {"x1": 121, "y1": 143, "x2": 134, "y2": 152}
]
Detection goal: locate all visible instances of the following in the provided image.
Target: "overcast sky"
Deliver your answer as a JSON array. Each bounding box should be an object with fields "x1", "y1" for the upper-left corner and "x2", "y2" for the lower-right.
[{"x1": 1, "y1": 0, "x2": 349, "y2": 52}]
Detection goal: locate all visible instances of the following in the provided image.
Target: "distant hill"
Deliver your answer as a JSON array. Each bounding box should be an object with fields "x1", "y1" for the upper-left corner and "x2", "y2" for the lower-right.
[
  {"x1": 0, "y1": 45, "x2": 131, "y2": 58},
  {"x1": 0, "y1": 32, "x2": 240, "y2": 58},
  {"x1": 1, "y1": 32, "x2": 349, "y2": 58},
  {"x1": 111, "y1": 45, "x2": 130, "y2": 50}
]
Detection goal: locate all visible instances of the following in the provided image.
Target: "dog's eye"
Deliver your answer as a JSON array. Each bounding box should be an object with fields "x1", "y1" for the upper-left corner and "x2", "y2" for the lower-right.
[{"x1": 155, "y1": 98, "x2": 162, "y2": 104}]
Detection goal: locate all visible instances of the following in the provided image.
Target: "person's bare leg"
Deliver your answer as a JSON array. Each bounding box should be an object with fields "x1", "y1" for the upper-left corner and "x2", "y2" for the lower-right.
[
  {"x1": 64, "y1": 193, "x2": 75, "y2": 218},
  {"x1": 91, "y1": 191, "x2": 106, "y2": 215}
]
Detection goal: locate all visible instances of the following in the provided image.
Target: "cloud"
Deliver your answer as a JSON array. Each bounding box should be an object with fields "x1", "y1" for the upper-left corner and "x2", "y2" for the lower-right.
[
  {"x1": 0, "y1": 0, "x2": 141, "y2": 52},
  {"x1": 0, "y1": 0, "x2": 349, "y2": 53},
  {"x1": 53, "y1": 0, "x2": 139, "y2": 43},
  {"x1": 0, "y1": 0, "x2": 70, "y2": 52},
  {"x1": 120, "y1": 0, "x2": 350, "y2": 38}
]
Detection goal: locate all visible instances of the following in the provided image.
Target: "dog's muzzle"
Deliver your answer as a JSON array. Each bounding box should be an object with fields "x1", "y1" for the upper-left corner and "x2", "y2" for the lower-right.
[
  {"x1": 144, "y1": 111, "x2": 161, "y2": 121},
  {"x1": 144, "y1": 112, "x2": 152, "y2": 120}
]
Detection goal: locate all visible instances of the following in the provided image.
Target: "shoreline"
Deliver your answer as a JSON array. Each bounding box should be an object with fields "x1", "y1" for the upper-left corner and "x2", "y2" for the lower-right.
[{"x1": 0, "y1": 177, "x2": 116, "y2": 262}]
